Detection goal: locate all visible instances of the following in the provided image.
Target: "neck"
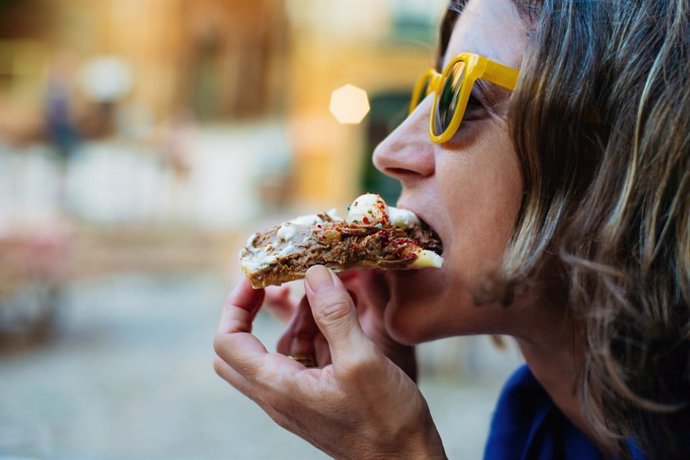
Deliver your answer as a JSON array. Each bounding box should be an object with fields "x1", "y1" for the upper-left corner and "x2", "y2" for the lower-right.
[{"x1": 509, "y1": 302, "x2": 618, "y2": 457}]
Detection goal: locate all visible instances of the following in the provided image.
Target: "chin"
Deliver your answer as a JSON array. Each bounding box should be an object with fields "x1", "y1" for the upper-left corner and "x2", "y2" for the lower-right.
[{"x1": 383, "y1": 268, "x2": 454, "y2": 345}]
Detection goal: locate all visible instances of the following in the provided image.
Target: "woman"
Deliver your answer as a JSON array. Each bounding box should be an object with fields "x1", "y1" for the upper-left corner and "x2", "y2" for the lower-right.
[{"x1": 214, "y1": 0, "x2": 690, "y2": 458}]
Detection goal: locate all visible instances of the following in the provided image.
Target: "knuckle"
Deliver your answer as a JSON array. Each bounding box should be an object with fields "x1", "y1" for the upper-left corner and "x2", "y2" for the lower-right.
[
  {"x1": 221, "y1": 300, "x2": 237, "y2": 316},
  {"x1": 212, "y1": 334, "x2": 225, "y2": 356},
  {"x1": 314, "y1": 292, "x2": 353, "y2": 325},
  {"x1": 217, "y1": 312, "x2": 251, "y2": 336},
  {"x1": 260, "y1": 388, "x2": 291, "y2": 415},
  {"x1": 213, "y1": 356, "x2": 225, "y2": 376},
  {"x1": 262, "y1": 392, "x2": 283, "y2": 412},
  {"x1": 222, "y1": 293, "x2": 233, "y2": 305},
  {"x1": 268, "y1": 409, "x2": 291, "y2": 431}
]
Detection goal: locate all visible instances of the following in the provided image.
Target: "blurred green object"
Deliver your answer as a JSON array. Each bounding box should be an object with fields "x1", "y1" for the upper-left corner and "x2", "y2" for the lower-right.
[{"x1": 361, "y1": 91, "x2": 409, "y2": 205}]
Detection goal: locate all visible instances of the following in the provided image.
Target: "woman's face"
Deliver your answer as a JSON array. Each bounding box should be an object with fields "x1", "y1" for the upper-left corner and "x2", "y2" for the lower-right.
[{"x1": 373, "y1": 0, "x2": 528, "y2": 344}]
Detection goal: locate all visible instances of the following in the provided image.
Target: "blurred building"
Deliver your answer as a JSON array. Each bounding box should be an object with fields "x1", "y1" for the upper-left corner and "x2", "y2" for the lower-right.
[
  {"x1": 0, "y1": 0, "x2": 287, "y2": 138},
  {"x1": 0, "y1": 0, "x2": 446, "y2": 209}
]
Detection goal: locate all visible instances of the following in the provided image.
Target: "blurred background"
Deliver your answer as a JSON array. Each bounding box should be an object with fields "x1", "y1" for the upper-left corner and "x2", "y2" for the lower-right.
[{"x1": 0, "y1": 0, "x2": 523, "y2": 458}]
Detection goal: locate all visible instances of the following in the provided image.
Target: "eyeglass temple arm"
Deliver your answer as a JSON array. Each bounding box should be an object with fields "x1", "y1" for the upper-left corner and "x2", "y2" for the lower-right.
[{"x1": 482, "y1": 60, "x2": 520, "y2": 91}]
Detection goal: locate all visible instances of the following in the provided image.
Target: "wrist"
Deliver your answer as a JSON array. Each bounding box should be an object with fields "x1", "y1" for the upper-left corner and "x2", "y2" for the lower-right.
[
  {"x1": 382, "y1": 410, "x2": 446, "y2": 460},
  {"x1": 400, "y1": 421, "x2": 446, "y2": 460},
  {"x1": 342, "y1": 415, "x2": 446, "y2": 460}
]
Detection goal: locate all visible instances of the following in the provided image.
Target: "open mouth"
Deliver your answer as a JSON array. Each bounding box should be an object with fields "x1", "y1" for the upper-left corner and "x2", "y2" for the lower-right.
[{"x1": 417, "y1": 217, "x2": 444, "y2": 256}]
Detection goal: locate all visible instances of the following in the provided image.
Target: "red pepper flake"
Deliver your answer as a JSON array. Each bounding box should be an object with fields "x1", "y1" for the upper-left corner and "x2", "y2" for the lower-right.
[{"x1": 376, "y1": 229, "x2": 391, "y2": 239}]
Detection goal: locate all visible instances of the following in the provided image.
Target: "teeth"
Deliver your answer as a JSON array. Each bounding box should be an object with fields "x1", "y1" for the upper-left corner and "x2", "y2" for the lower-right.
[{"x1": 409, "y1": 249, "x2": 444, "y2": 268}]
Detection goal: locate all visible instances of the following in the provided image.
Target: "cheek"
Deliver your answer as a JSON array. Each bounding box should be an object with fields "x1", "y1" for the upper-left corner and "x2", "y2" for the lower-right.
[
  {"x1": 440, "y1": 126, "x2": 522, "y2": 287},
  {"x1": 385, "y1": 122, "x2": 523, "y2": 343}
]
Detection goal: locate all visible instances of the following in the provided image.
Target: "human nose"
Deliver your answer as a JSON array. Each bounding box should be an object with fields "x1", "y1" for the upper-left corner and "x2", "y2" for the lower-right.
[{"x1": 372, "y1": 99, "x2": 435, "y2": 182}]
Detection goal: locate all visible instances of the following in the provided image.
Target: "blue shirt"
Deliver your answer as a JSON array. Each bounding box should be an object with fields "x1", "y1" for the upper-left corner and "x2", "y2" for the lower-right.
[{"x1": 483, "y1": 365, "x2": 647, "y2": 460}]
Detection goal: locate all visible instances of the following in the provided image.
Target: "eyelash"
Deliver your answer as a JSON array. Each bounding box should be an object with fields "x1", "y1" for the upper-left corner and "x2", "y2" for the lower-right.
[{"x1": 466, "y1": 91, "x2": 485, "y2": 113}]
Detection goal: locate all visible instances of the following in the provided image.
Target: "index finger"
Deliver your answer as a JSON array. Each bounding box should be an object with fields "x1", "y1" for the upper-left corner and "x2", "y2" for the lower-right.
[
  {"x1": 214, "y1": 278, "x2": 269, "y2": 376},
  {"x1": 217, "y1": 278, "x2": 264, "y2": 334}
]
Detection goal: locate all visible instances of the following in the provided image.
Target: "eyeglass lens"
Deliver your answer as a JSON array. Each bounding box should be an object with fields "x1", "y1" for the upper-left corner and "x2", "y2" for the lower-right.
[{"x1": 433, "y1": 60, "x2": 466, "y2": 136}]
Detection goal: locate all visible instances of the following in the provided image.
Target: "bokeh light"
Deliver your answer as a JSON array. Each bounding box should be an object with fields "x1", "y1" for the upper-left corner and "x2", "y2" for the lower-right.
[{"x1": 329, "y1": 84, "x2": 370, "y2": 124}]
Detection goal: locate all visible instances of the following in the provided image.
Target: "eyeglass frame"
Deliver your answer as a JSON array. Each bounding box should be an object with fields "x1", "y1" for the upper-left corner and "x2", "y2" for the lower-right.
[{"x1": 409, "y1": 52, "x2": 520, "y2": 144}]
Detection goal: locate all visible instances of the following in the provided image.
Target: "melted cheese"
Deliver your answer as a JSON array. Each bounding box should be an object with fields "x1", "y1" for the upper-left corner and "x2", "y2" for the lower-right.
[{"x1": 346, "y1": 193, "x2": 389, "y2": 224}]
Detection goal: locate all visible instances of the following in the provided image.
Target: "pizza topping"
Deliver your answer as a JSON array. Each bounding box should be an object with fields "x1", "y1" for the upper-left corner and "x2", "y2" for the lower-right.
[
  {"x1": 389, "y1": 207, "x2": 420, "y2": 228},
  {"x1": 346, "y1": 193, "x2": 390, "y2": 226},
  {"x1": 277, "y1": 223, "x2": 297, "y2": 242},
  {"x1": 277, "y1": 209, "x2": 342, "y2": 242},
  {"x1": 239, "y1": 193, "x2": 443, "y2": 287}
]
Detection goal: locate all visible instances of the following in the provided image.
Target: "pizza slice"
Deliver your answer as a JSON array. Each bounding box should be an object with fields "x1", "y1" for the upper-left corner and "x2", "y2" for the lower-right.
[{"x1": 240, "y1": 194, "x2": 443, "y2": 288}]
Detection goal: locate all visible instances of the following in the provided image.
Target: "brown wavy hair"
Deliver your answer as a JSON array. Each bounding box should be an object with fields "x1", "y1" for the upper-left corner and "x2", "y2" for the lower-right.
[{"x1": 442, "y1": 1, "x2": 690, "y2": 458}]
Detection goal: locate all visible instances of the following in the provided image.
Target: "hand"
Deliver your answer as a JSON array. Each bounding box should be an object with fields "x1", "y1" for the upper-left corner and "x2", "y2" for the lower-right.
[
  {"x1": 340, "y1": 270, "x2": 418, "y2": 380},
  {"x1": 213, "y1": 266, "x2": 446, "y2": 459},
  {"x1": 270, "y1": 270, "x2": 418, "y2": 380}
]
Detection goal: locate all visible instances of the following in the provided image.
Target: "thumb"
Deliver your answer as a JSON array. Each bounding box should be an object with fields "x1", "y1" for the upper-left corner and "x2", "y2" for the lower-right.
[{"x1": 304, "y1": 265, "x2": 376, "y2": 370}]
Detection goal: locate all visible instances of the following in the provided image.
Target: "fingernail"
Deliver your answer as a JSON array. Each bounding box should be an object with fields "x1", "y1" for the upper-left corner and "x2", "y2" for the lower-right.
[{"x1": 305, "y1": 265, "x2": 334, "y2": 293}]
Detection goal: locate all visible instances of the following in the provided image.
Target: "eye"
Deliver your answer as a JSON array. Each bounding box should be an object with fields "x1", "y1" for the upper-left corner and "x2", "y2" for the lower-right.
[
  {"x1": 467, "y1": 93, "x2": 482, "y2": 108},
  {"x1": 463, "y1": 91, "x2": 486, "y2": 119},
  {"x1": 442, "y1": 88, "x2": 489, "y2": 145}
]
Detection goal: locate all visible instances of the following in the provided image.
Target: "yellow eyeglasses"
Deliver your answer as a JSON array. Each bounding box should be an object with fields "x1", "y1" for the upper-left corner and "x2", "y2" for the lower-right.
[{"x1": 409, "y1": 52, "x2": 520, "y2": 144}]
